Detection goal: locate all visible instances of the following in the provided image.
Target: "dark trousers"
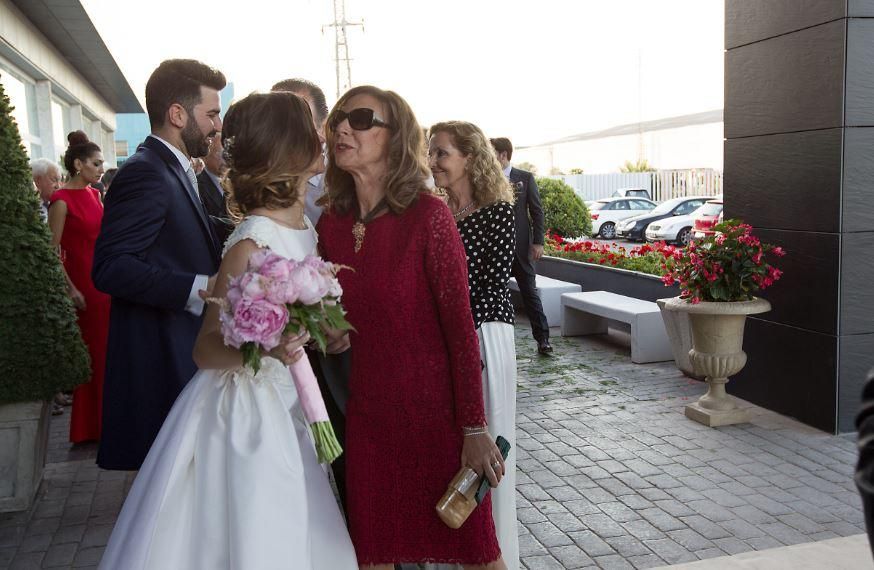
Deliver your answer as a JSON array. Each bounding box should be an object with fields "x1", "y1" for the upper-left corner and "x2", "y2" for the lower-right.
[
  {"x1": 307, "y1": 348, "x2": 349, "y2": 511},
  {"x1": 512, "y1": 253, "x2": 550, "y2": 342}
]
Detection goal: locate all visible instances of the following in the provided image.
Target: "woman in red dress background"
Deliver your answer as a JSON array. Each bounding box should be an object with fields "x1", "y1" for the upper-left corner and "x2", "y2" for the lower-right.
[
  {"x1": 48, "y1": 130, "x2": 111, "y2": 443},
  {"x1": 317, "y1": 86, "x2": 508, "y2": 569}
]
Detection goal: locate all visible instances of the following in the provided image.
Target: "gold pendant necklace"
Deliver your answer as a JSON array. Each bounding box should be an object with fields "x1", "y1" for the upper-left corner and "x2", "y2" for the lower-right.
[{"x1": 353, "y1": 198, "x2": 388, "y2": 253}]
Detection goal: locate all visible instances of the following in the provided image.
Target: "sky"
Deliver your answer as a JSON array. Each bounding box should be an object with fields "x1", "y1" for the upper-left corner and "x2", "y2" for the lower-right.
[{"x1": 82, "y1": 0, "x2": 724, "y2": 155}]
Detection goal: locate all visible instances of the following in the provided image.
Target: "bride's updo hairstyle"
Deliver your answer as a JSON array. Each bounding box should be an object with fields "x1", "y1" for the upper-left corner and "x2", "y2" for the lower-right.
[{"x1": 221, "y1": 92, "x2": 321, "y2": 218}]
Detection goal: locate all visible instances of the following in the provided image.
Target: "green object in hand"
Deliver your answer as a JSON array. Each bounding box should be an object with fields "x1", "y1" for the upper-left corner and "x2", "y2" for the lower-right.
[
  {"x1": 311, "y1": 421, "x2": 343, "y2": 464},
  {"x1": 474, "y1": 435, "x2": 511, "y2": 504}
]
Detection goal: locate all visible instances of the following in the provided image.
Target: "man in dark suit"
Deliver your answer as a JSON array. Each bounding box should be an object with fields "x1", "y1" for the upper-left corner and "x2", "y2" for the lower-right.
[
  {"x1": 491, "y1": 137, "x2": 552, "y2": 354},
  {"x1": 271, "y1": 78, "x2": 329, "y2": 226},
  {"x1": 197, "y1": 131, "x2": 234, "y2": 246},
  {"x1": 92, "y1": 59, "x2": 226, "y2": 470}
]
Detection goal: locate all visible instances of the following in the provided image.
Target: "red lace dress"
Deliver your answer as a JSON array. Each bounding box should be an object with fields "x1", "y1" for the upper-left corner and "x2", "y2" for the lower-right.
[
  {"x1": 318, "y1": 193, "x2": 501, "y2": 565},
  {"x1": 50, "y1": 186, "x2": 111, "y2": 443}
]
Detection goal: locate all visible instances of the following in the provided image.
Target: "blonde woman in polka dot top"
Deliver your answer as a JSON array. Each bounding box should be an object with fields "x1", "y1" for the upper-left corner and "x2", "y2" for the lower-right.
[{"x1": 429, "y1": 120, "x2": 519, "y2": 570}]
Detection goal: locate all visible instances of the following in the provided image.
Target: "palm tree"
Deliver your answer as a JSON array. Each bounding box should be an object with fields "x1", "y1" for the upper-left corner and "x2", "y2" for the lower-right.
[{"x1": 620, "y1": 158, "x2": 656, "y2": 173}]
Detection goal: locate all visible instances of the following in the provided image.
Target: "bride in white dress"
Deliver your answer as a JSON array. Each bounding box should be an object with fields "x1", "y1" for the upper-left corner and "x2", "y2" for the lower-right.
[{"x1": 100, "y1": 92, "x2": 357, "y2": 570}]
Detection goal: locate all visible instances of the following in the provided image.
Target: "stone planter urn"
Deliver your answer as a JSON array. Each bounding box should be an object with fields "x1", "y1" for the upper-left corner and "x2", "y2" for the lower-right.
[
  {"x1": 656, "y1": 298, "x2": 704, "y2": 380},
  {"x1": 0, "y1": 401, "x2": 51, "y2": 512},
  {"x1": 659, "y1": 296, "x2": 771, "y2": 427}
]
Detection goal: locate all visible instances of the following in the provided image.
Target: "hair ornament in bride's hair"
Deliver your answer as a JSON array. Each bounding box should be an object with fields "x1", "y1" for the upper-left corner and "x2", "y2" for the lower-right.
[{"x1": 222, "y1": 135, "x2": 236, "y2": 167}]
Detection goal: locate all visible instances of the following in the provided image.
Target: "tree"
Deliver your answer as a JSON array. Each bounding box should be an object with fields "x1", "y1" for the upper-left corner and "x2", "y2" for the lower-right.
[
  {"x1": 536, "y1": 177, "x2": 591, "y2": 238},
  {"x1": 620, "y1": 158, "x2": 656, "y2": 173},
  {"x1": 549, "y1": 167, "x2": 565, "y2": 176},
  {"x1": 569, "y1": 168, "x2": 584, "y2": 175},
  {"x1": 0, "y1": 76, "x2": 90, "y2": 403},
  {"x1": 515, "y1": 161, "x2": 537, "y2": 174}
]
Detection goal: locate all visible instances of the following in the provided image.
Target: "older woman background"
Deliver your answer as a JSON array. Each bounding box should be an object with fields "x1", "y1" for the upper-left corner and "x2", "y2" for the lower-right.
[
  {"x1": 317, "y1": 86, "x2": 506, "y2": 569},
  {"x1": 429, "y1": 121, "x2": 519, "y2": 569}
]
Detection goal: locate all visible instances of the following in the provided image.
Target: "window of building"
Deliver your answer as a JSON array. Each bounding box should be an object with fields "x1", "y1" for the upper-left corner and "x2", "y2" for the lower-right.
[
  {"x1": 0, "y1": 64, "x2": 41, "y2": 156},
  {"x1": 52, "y1": 98, "x2": 71, "y2": 163}
]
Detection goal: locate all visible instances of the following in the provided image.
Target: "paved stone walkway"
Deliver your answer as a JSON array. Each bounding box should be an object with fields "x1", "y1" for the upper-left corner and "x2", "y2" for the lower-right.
[
  {"x1": 513, "y1": 327, "x2": 864, "y2": 569},
  {"x1": 654, "y1": 534, "x2": 871, "y2": 569},
  {"x1": 0, "y1": 321, "x2": 867, "y2": 569}
]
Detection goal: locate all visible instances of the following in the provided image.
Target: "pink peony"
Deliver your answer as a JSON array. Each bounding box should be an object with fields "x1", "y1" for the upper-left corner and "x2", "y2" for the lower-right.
[
  {"x1": 288, "y1": 262, "x2": 330, "y2": 305},
  {"x1": 237, "y1": 272, "x2": 268, "y2": 302},
  {"x1": 221, "y1": 296, "x2": 288, "y2": 350},
  {"x1": 226, "y1": 274, "x2": 244, "y2": 307},
  {"x1": 258, "y1": 253, "x2": 297, "y2": 305},
  {"x1": 247, "y1": 249, "x2": 272, "y2": 271},
  {"x1": 259, "y1": 252, "x2": 295, "y2": 281}
]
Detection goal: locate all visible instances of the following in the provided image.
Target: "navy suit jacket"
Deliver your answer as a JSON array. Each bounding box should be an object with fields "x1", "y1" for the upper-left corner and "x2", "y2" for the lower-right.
[
  {"x1": 509, "y1": 167, "x2": 545, "y2": 258},
  {"x1": 92, "y1": 136, "x2": 220, "y2": 470},
  {"x1": 197, "y1": 170, "x2": 234, "y2": 246}
]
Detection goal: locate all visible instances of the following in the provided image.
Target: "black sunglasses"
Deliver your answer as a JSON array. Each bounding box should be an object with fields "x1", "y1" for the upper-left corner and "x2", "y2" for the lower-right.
[{"x1": 330, "y1": 108, "x2": 391, "y2": 131}]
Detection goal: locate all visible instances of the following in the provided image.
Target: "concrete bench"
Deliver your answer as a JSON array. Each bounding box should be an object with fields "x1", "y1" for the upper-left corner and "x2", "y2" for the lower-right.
[
  {"x1": 560, "y1": 291, "x2": 673, "y2": 363},
  {"x1": 510, "y1": 275, "x2": 581, "y2": 327}
]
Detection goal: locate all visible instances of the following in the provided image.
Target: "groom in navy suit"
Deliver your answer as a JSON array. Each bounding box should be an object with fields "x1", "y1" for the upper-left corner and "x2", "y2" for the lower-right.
[{"x1": 93, "y1": 59, "x2": 226, "y2": 470}]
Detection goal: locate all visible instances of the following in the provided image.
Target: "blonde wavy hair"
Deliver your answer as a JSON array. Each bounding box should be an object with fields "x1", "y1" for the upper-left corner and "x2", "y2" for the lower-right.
[
  {"x1": 320, "y1": 85, "x2": 431, "y2": 216},
  {"x1": 221, "y1": 92, "x2": 321, "y2": 219},
  {"x1": 428, "y1": 121, "x2": 514, "y2": 208}
]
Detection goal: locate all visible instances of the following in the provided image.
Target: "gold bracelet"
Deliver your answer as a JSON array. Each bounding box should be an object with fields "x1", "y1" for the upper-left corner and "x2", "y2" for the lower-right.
[{"x1": 462, "y1": 425, "x2": 489, "y2": 437}]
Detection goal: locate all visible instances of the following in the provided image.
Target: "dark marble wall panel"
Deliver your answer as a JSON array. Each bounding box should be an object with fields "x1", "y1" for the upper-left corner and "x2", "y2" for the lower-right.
[
  {"x1": 838, "y1": 333, "x2": 874, "y2": 432},
  {"x1": 732, "y1": 318, "x2": 837, "y2": 432},
  {"x1": 850, "y1": 0, "x2": 874, "y2": 17},
  {"x1": 724, "y1": 129, "x2": 842, "y2": 232},
  {"x1": 725, "y1": 21, "x2": 845, "y2": 139},
  {"x1": 847, "y1": 19, "x2": 874, "y2": 126},
  {"x1": 726, "y1": 0, "x2": 846, "y2": 48},
  {"x1": 841, "y1": 232, "x2": 874, "y2": 335},
  {"x1": 843, "y1": 128, "x2": 874, "y2": 232},
  {"x1": 726, "y1": 229, "x2": 840, "y2": 335}
]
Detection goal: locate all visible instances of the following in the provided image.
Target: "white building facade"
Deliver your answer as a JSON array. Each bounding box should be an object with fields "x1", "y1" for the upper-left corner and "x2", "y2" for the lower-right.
[{"x1": 0, "y1": 0, "x2": 140, "y2": 168}]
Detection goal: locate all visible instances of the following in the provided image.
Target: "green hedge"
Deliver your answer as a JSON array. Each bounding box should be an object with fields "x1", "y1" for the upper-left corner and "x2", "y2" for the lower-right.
[
  {"x1": 0, "y1": 76, "x2": 90, "y2": 403},
  {"x1": 536, "y1": 177, "x2": 591, "y2": 238}
]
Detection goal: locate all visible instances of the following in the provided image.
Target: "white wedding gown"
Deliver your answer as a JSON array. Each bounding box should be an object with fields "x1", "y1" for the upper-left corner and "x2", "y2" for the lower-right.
[{"x1": 100, "y1": 216, "x2": 358, "y2": 570}]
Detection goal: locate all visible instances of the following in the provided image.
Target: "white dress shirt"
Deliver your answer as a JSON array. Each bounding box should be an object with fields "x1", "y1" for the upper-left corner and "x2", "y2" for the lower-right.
[{"x1": 149, "y1": 134, "x2": 209, "y2": 316}]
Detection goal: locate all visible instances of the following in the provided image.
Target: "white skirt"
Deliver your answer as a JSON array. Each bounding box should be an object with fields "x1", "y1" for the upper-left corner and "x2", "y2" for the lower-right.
[
  {"x1": 479, "y1": 321, "x2": 519, "y2": 570},
  {"x1": 99, "y1": 358, "x2": 357, "y2": 570}
]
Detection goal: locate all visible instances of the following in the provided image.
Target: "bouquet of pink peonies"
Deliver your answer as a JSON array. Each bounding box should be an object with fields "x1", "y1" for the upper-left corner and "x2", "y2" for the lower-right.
[{"x1": 212, "y1": 250, "x2": 353, "y2": 463}]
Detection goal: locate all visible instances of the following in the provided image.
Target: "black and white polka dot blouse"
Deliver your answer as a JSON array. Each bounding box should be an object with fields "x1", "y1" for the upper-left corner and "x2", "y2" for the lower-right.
[{"x1": 456, "y1": 201, "x2": 515, "y2": 329}]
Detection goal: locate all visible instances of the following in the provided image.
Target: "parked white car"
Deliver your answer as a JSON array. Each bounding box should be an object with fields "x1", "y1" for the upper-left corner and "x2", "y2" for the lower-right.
[
  {"x1": 589, "y1": 197, "x2": 656, "y2": 239},
  {"x1": 645, "y1": 211, "x2": 699, "y2": 246}
]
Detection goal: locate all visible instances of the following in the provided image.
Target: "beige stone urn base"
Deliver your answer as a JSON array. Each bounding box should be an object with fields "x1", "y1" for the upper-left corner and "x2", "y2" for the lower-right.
[{"x1": 660, "y1": 297, "x2": 771, "y2": 427}]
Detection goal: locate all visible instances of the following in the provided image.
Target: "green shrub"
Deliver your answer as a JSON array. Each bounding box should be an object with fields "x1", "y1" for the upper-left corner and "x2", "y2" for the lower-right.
[
  {"x1": 536, "y1": 177, "x2": 591, "y2": 238},
  {"x1": 0, "y1": 77, "x2": 90, "y2": 403}
]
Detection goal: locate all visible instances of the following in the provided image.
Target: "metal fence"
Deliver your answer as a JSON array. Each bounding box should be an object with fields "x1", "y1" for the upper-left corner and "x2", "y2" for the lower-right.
[{"x1": 549, "y1": 169, "x2": 723, "y2": 202}]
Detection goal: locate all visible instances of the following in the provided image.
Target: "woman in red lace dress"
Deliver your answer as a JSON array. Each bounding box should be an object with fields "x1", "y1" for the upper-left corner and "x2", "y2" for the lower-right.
[
  {"x1": 317, "y1": 86, "x2": 507, "y2": 569},
  {"x1": 48, "y1": 131, "x2": 111, "y2": 443}
]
